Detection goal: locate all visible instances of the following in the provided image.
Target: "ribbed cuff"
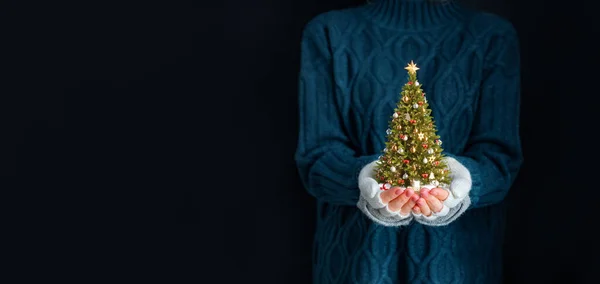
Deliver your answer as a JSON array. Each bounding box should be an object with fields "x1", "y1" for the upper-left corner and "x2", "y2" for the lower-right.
[
  {"x1": 357, "y1": 196, "x2": 413, "y2": 227},
  {"x1": 413, "y1": 196, "x2": 471, "y2": 226}
]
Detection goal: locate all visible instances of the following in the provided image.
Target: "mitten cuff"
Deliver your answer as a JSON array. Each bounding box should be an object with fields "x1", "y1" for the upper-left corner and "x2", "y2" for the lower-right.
[
  {"x1": 413, "y1": 196, "x2": 471, "y2": 226},
  {"x1": 357, "y1": 196, "x2": 413, "y2": 227}
]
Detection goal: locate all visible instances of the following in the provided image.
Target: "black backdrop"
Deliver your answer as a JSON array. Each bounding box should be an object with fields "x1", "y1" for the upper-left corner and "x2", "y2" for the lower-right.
[{"x1": 5, "y1": 0, "x2": 598, "y2": 283}]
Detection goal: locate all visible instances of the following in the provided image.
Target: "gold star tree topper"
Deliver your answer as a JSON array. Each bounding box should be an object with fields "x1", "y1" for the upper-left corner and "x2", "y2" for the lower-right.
[{"x1": 404, "y1": 60, "x2": 420, "y2": 74}]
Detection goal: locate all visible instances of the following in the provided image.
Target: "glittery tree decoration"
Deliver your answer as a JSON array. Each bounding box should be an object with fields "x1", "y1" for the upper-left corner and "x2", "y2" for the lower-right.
[{"x1": 375, "y1": 61, "x2": 452, "y2": 191}]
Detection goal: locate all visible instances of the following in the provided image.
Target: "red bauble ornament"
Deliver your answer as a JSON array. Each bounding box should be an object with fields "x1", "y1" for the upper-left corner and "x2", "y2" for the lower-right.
[
  {"x1": 399, "y1": 179, "x2": 405, "y2": 184},
  {"x1": 418, "y1": 101, "x2": 423, "y2": 105},
  {"x1": 422, "y1": 173, "x2": 428, "y2": 179},
  {"x1": 410, "y1": 119, "x2": 416, "y2": 124},
  {"x1": 403, "y1": 159, "x2": 410, "y2": 164},
  {"x1": 408, "y1": 81, "x2": 413, "y2": 85},
  {"x1": 422, "y1": 144, "x2": 428, "y2": 149},
  {"x1": 399, "y1": 134, "x2": 406, "y2": 139},
  {"x1": 434, "y1": 161, "x2": 440, "y2": 166}
]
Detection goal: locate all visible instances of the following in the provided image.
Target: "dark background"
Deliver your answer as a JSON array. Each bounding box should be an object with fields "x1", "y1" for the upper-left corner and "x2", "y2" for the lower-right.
[{"x1": 5, "y1": 0, "x2": 597, "y2": 283}]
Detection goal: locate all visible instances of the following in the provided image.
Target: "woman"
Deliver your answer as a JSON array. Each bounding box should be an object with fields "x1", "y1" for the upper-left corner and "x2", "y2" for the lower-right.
[{"x1": 294, "y1": 0, "x2": 523, "y2": 283}]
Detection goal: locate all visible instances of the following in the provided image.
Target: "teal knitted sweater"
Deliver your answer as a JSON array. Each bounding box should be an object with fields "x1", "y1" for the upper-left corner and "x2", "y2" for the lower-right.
[{"x1": 294, "y1": 0, "x2": 523, "y2": 283}]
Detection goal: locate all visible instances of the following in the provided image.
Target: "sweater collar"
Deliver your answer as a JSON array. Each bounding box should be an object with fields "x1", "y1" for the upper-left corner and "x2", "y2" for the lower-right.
[{"x1": 362, "y1": 0, "x2": 464, "y2": 30}]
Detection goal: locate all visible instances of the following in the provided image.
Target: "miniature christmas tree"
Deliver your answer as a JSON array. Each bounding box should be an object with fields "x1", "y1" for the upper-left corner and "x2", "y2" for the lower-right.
[{"x1": 375, "y1": 61, "x2": 452, "y2": 192}]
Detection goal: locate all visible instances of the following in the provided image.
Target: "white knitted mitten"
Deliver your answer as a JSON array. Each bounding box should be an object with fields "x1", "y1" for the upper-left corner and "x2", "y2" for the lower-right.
[
  {"x1": 356, "y1": 160, "x2": 412, "y2": 226},
  {"x1": 442, "y1": 156, "x2": 472, "y2": 208},
  {"x1": 412, "y1": 156, "x2": 472, "y2": 225}
]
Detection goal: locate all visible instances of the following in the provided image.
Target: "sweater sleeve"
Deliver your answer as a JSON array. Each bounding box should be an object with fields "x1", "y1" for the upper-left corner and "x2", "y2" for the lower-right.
[
  {"x1": 446, "y1": 25, "x2": 523, "y2": 209},
  {"x1": 294, "y1": 19, "x2": 379, "y2": 206}
]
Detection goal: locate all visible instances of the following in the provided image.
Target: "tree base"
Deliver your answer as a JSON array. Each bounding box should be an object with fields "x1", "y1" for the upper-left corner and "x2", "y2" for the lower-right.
[{"x1": 377, "y1": 182, "x2": 440, "y2": 192}]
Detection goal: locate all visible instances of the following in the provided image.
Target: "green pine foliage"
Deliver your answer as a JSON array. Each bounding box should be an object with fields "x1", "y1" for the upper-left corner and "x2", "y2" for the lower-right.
[{"x1": 375, "y1": 61, "x2": 452, "y2": 191}]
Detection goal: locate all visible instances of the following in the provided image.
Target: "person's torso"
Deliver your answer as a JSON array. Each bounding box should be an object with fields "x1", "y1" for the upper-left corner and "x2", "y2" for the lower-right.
[{"x1": 323, "y1": 7, "x2": 499, "y2": 157}]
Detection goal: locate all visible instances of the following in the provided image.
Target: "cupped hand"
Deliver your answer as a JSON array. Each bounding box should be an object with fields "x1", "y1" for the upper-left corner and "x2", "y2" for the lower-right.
[
  {"x1": 381, "y1": 187, "x2": 421, "y2": 216},
  {"x1": 412, "y1": 187, "x2": 449, "y2": 216}
]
